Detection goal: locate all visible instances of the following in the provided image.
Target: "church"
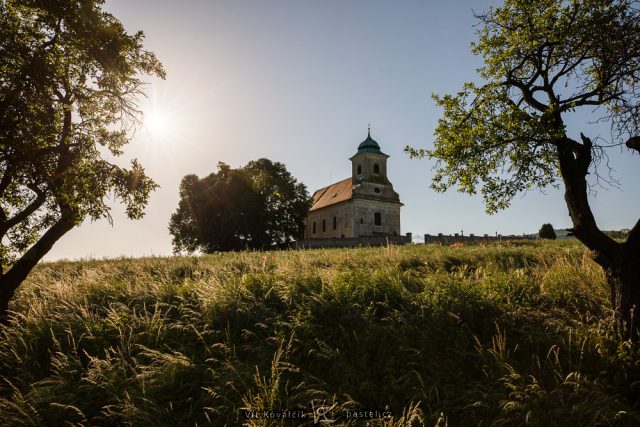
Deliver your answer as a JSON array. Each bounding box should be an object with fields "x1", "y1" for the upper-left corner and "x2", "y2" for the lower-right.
[{"x1": 304, "y1": 129, "x2": 403, "y2": 240}]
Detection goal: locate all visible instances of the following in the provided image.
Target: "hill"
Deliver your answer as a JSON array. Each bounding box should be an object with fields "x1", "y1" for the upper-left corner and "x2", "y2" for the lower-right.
[{"x1": 0, "y1": 241, "x2": 639, "y2": 425}]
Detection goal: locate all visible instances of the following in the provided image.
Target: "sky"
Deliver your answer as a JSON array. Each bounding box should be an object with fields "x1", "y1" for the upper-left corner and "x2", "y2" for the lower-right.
[{"x1": 45, "y1": 0, "x2": 640, "y2": 260}]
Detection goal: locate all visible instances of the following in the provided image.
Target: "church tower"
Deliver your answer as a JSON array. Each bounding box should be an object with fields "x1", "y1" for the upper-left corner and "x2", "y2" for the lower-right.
[
  {"x1": 348, "y1": 128, "x2": 402, "y2": 236},
  {"x1": 349, "y1": 128, "x2": 401, "y2": 205}
]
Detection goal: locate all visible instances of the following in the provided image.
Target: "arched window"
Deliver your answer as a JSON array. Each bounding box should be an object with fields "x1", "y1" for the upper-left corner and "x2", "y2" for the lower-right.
[
  {"x1": 322, "y1": 219, "x2": 326, "y2": 232},
  {"x1": 373, "y1": 164, "x2": 380, "y2": 174},
  {"x1": 312, "y1": 222, "x2": 316, "y2": 234},
  {"x1": 357, "y1": 165, "x2": 362, "y2": 175},
  {"x1": 374, "y1": 212, "x2": 381, "y2": 226},
  {"x1": 333, "y1": 216, "x2": 337, "y2": 230}
]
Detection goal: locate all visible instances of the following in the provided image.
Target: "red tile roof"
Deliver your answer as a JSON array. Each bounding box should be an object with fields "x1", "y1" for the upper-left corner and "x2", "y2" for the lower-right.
[{"x1": 310, "y1": 177, "x2": 353, "y2": 211}]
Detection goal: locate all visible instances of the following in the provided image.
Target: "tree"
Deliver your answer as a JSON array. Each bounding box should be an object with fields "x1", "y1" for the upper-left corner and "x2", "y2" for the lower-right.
[
  {"x1": 243, "y1": 158, "x2": 313, "y2": 248},
  {"x1": 169, "y1": 159, "x2": 310, "y2": 252},
  {"x1": 0, "y1": 0, "x2": 164, "y2": 323},
  {"x1": 539, "y1": 223, "x2": 557, "y2": 240},
  {"x1": 407, "y1": 0, "x2": 640, "y2": 338}
]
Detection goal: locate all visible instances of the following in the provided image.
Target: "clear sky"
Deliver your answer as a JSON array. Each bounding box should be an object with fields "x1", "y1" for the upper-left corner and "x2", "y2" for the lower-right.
[{"x1": 45, "y1": 0, "x2": 640, "y2": 260}]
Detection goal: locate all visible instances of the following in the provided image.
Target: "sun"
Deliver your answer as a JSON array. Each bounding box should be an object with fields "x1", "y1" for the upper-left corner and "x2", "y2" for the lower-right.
[
  {"x1": 144, "y1": 109, "x2": 172, "y2": 138},
  {"x1": 140, "y1": 82, "x2": 200, "y2": 146}
]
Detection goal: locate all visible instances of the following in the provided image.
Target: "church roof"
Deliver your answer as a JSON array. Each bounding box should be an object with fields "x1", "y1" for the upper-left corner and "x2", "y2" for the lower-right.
[
  {"x1": 356, "y1": 129, "x2": 381, "y2": 153},
  {"x1": 309, "y1": 177, "x2": 353, "y2": 211}
]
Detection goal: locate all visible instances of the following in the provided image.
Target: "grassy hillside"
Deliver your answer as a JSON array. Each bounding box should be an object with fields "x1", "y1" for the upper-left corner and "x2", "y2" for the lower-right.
[{"x1": 0, "y1": 241, "x2": 639, "y2": 426}]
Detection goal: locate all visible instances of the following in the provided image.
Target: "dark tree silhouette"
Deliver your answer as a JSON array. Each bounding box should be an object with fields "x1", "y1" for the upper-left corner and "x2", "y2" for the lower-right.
[
  {"x1": 539, "y1": 224, "x2": 557, "y2": 240},
  {"x1": 169, "y1": 159, "x2": 310, "y2": 252}
]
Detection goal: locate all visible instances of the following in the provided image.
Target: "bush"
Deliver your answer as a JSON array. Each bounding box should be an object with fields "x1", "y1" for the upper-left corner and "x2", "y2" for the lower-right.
[{"x1": 539, "y1": 223, "x2": 557, "y2": 240}]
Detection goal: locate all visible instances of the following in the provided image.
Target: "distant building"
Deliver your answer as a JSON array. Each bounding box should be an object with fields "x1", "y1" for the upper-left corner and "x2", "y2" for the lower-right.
[{"x1": 305, "y1": 129, "x2": 403, "y2": 239}]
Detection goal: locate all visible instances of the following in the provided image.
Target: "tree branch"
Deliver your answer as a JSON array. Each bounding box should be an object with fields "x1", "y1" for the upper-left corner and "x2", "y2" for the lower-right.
[
  {"x1": 0, "y1": 186, "x2": 47, "y2": 240},
  {"x1": 505, "y1": 78, "x2": 549, "y2": 112},
  {"x1": 627, "y1": 218, "x2": 640, "y2": 252},
  {"x1": 0, "y1": 168, "x2": 13, "y2": 200},
  {"x1": 556, "y1": 138, "x2": 620, "y2": 266},
  {"x1": 626, "y1": 136, "x2": 640, "y2": 153},
  {"x1": 31, "y1": 143, "x2": 81, "y2": 159},
  {"x1": 548, "y1": 46, "x2": 590, "y2": 89},
  {"x1": 52, "y1": 109, "x2": 74, "y2": 182},
  {"x1": 559, "y1": 88, "x2": 623, "y2": 111},
  {"x1": 577, "y1": 133, "x2": 593, "y2": 174}
]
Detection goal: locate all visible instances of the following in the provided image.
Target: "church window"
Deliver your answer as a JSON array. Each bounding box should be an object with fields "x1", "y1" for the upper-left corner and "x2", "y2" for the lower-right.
[
  {"x1": 357, "y1": 165, "x2": 362, "y2": 175},
  {"x1": 374, "y1": 212, "x2": 381, "y2": 226},
  {"x1": 312, "y1": 222, "x2": 316, "y2": 234},
  {"x1": 360, "y1": 218, "x2": 364, "y2": 224},
  {"x1": 374, "y1": 164, "x2": 380, "y2": 174},
  {"x1": 333, "y1": 216, "x2": 337, "y2": 230},
  {"x1": 374, "y1": 187, "x2": 380, "y2": 193},
  {"x1": 322, "y1": 219, "x2": 326, "y2": 232}
]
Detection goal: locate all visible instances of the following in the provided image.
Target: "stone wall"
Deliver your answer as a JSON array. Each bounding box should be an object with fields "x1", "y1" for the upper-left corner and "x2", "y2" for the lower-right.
[
  {"x1": 294, "y1": 232, "x2": 542, "y2": 250},
  {"x1": 294, "y1": 233, "x2": 412, "y2": 249},
  {"x1": 423, "y1": 233, "x2": 536, "y2": 244}
]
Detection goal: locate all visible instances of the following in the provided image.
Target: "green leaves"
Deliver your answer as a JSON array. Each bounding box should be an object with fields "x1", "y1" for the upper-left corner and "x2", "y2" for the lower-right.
[
  {"x1": 407, "y1": 0, "x2": 640, "y2": 214},
  {"x1": 418, "y1": 82, "x2": 559, "y2": 214},
  {"x1": 0, "y1": 0, "x2": 163, "y2": 266}
]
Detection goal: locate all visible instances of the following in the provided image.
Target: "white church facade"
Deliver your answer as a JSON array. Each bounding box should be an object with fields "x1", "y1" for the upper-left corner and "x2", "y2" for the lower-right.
[{"x1": 302, "y1": 130, "x2": 408, "y2": 245}]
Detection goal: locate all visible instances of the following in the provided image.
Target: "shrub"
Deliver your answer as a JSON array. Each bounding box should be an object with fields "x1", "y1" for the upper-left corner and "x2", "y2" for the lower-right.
[{"x1": 539, "y1": 223, "x2": 557, "y2": 240}]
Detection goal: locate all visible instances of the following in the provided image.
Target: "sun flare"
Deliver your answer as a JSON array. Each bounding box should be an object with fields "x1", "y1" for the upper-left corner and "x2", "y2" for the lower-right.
[
  {"x1": 144, "y1": 110, "x2": 172, "y2": 138},
  {"x1": 140, "y1": 82, "x2": 201, "y2": 147}
]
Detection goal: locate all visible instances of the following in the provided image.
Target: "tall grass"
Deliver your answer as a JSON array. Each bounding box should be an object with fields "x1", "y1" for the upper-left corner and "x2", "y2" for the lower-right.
[{"x1": 0, "y1": 240, "x2": 638, "y2": 425}]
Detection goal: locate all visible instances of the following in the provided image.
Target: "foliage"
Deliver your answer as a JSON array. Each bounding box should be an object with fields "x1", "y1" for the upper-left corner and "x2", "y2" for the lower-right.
[
  {"x1": 539, "y1": 223, "x2": 557, "y2": 240},
  {"x1": 0, "y1": 1, "x2": 163, "y2": 276},
  {"x1": 169, "y1": 159, "x2": 311, "y2": 253},
  {"x1": 405, "y1": 0, "x2": 640, "y2": 212},
  {"x1": 0, "y1": 241, "x2": 638, "y2": 425}
]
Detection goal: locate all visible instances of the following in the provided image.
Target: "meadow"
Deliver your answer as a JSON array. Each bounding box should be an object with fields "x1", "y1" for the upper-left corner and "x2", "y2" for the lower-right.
[{"x1": 0, "y1": 240, "x2": 639, "y2": 426}]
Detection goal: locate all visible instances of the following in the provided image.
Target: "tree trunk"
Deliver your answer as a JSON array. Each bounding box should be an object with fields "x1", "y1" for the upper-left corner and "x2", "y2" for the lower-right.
[
  {"x1": 0, "y1": 214, "x2": 76, "y2": 327},
  {"x1": 0, "y1": 292, "x2": 11, "y2": 326},
  {"x1": 608, "y1": 251, "x2": 640, "y2": 341},
  {"x1": 554, "y1": 135, "x2": 640, "y2": 339}
]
